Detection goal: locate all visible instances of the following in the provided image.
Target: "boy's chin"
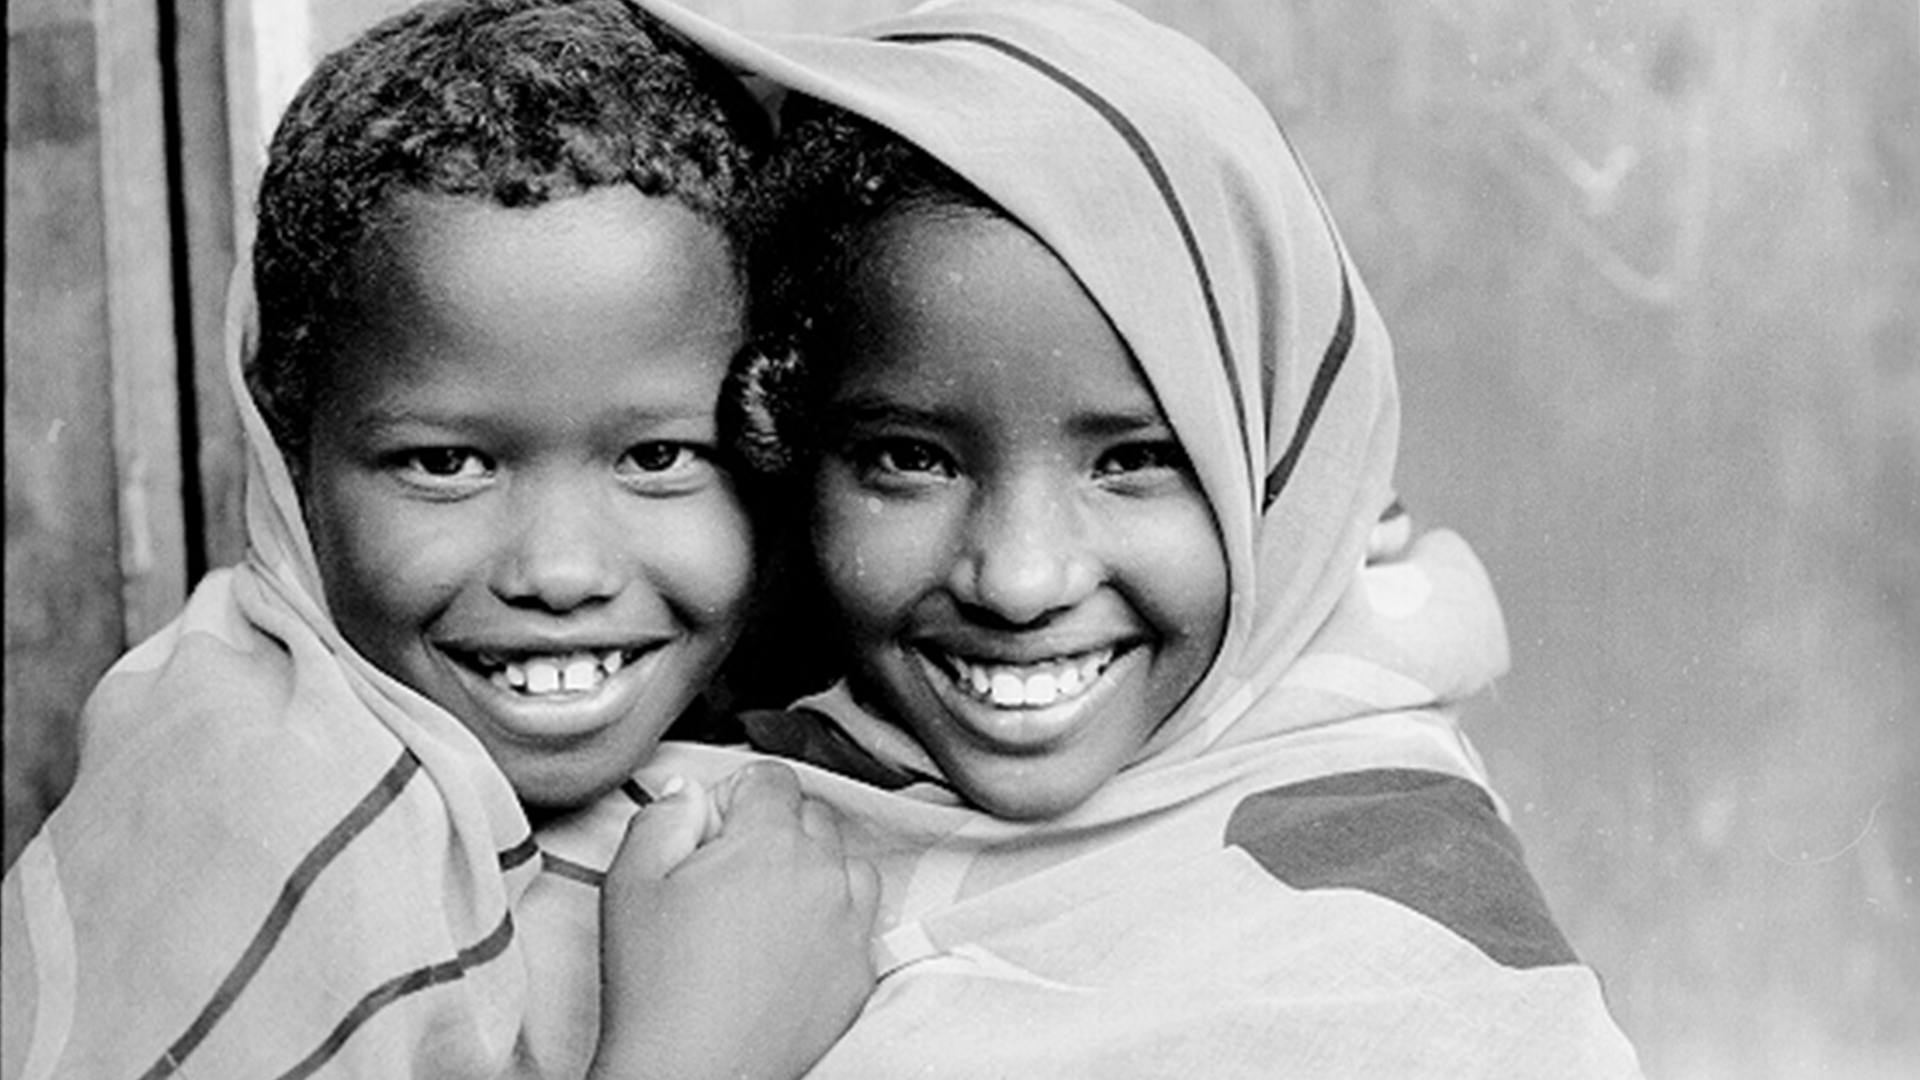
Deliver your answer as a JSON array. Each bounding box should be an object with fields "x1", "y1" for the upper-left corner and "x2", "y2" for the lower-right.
[{"x1": 495, "y1": 743, "x2": 659, "y2": 817}]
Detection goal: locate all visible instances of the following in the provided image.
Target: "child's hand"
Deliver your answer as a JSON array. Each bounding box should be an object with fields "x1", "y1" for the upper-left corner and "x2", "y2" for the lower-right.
[{"x1": 588, "y1": 762, "x2": 879, "y2": 1080}]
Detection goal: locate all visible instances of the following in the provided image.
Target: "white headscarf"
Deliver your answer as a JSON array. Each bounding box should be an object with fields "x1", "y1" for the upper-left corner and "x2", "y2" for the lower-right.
[{"x1": 642, "y1": 0, "x2": 1508, "y2": 826}]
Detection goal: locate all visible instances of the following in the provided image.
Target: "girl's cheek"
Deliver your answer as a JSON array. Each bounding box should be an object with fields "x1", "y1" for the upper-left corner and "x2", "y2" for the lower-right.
[{"x1": 818, "y1": 499, "x2": 939, "y2": 623}]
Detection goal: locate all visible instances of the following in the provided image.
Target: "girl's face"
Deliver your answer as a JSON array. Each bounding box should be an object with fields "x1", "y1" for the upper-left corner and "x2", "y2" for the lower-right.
[
  {"x1": 814, "y1": 211, "x2": 1228, "y2": 820},
  {"x1": 303, "y1": 187, "x2": 753, "y2": 811}
]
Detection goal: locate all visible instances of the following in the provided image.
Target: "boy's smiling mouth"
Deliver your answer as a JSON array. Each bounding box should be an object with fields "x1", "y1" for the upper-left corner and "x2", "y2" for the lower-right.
[{"x1": 451, "y1": 647, "x2": 648, "y2": 699}]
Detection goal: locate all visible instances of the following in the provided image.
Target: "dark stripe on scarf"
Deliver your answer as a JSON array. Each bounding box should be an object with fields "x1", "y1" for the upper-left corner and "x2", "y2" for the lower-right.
[
  {"x1": 498, "y1": 835, "x2": 540, "y2": 872},
  {"x1": 1262, "y1": 268, "x2": 1354, "y2": 509},
  {"x1": 140, "y1": 750, "x2": 423, "y2": 1080},
  {"x1": 1224, "y1": 769, "x2": 1577, "y2": 969},
  {"x1": 620, "y1": 777, "x2": 653, "y2": 806},
  {"x1": 1259, "y1": 123, "x2": 1358, "y2": 510},
  {"x1": 883, "y1": 31, "x2": 1257, "y2": 503},
  {"x1": 542, "y1": 851, "x2": 607, "y2": 888},
  {"x1": 273, "y1": 913, "x2": 517, "y2": 1080},
  {"x1": 741, "y1": 707, "x2": 924, "y2": 790}
]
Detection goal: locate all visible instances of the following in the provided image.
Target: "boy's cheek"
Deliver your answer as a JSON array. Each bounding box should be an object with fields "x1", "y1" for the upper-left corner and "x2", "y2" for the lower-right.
[{"x1": 655, "y1": 498, "x2": 757, "y2": 628}]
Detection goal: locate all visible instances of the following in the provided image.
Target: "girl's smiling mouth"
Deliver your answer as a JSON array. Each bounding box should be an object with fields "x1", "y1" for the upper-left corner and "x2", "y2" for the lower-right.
[
  {"x1": 922, "y1": 646, "x2": 1117, "y2": 709},
  {"x1": 911, "y1": 642, "x2": 1143, "y2": 752}
]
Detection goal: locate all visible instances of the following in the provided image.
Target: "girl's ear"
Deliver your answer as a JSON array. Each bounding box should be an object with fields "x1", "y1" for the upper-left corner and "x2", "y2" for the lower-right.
[{"x1": 721, "y1": 339, "x2": 812, "y2": 478}]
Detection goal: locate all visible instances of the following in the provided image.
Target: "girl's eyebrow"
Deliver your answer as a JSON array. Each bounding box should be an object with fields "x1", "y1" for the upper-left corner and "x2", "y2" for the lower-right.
[
  {"x1": 824, "y1": 394, "x2": 963, "y2": 430},
  {"x1": 1069, "y1": 408, "x2": 1171, "y2": 440},
  {"x1": 829, "y1": 393, "x2": 1173, "y2": 440}
]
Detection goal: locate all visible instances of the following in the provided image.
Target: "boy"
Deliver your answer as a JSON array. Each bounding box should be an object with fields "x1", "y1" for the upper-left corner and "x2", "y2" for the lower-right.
[{"x1": 2, "y1": 3, "x2": 872, "y2": 1078}]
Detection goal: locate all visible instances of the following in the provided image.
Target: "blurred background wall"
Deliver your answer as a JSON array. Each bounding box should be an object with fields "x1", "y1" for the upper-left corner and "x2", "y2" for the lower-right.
[{"x1": 7, "y1": 0, "x2": 1915, "y2": 1075}]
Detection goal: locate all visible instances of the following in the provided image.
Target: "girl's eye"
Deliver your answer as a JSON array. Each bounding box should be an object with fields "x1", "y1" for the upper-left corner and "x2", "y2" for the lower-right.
[
  {"x1": 858, "y1": 437, "x2": 956, "y2": 481},
  {"x1": 1095, "y1": 440, "x2": 1190, "y2": 478}
]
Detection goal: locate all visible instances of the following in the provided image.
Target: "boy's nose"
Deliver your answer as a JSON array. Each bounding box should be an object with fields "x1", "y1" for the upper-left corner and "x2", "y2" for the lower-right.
[
  {"x1": 492, "y1": 480, "x2": 622, "y2": 612},
  {"x1": 948, "y1": 479, "x2": 1098, "y2": 626}
]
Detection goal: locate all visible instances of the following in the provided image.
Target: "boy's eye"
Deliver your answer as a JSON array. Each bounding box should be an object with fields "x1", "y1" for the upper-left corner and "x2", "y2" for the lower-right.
[
  {"x1": 392, "y1": 448, "x2": 492, "y2": 488},
  {"x1": 623, "y1": 442, "x2": 698, "y2": 473},
  {"x1": 617, "y1": 442, "x2": 718, "y2": 494}
]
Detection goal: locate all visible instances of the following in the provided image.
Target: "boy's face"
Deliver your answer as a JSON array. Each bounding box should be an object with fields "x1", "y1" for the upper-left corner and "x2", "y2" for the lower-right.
[
  {"x1": 303, "y1": 188, "x2": 752, "y2": 811},
  {"x1": 814, "y1": 212, "x2": 1229, "y2": 821}
]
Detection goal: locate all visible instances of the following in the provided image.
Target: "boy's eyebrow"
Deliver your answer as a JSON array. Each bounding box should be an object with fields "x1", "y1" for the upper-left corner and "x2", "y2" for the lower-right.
[
  {"x1": 338, "y1": 402, "x2": 715, "y2": 437},
  {"x1": 339, "y1": 405, "x2": 437, "y2": 437}
]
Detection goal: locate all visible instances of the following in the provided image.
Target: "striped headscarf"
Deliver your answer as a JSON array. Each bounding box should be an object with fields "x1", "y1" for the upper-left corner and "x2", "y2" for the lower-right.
[{"x1": 625, "y1": 0, "x2": 1646, "y2": 1074}]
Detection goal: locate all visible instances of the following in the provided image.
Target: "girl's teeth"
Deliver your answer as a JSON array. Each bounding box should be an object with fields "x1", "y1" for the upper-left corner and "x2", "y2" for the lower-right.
[
  {"x1": 1026, "y1": 672, "x2": 1059, "y2": 704},
  {"x1": 955, "y1": 650, "x2": 1113, "y2": 709},
  {"x1": 989, "y1": 672, "x2": 1025, "y2": 707}
]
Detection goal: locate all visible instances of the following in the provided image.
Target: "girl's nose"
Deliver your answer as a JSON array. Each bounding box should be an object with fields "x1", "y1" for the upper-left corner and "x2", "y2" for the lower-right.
[
  {"x1": 948, "y1": 477, "x2": 1098, "y2": 626},
  {"x1": 492, "y1": 478, "x2": 622, "y2": 612}
]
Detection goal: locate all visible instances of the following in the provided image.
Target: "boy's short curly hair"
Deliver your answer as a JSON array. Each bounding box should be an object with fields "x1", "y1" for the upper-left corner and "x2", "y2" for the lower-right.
[
  {"x1": 251, "y1": 0, "x2": 768, "y2": 462},
  {"x1": 727, "y1": 94, "x2": 998, "y2": 480}
]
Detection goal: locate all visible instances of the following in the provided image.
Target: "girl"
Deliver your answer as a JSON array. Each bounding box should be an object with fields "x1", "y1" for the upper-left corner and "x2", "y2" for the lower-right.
[{"x1": 634, "y1": 0, "x2": 1646, "y2": 1074}]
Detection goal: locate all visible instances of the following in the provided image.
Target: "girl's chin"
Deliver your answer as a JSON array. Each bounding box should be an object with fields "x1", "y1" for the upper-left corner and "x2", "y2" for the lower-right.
[{"x1": 950, "y1": 763, "x2": 1106, "y2": 822}]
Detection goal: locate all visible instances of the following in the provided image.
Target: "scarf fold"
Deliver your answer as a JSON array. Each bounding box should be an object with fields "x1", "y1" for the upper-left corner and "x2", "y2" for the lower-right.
[{"x1": 626, "y1": 1, "x2": 1643, "y2": 1074}]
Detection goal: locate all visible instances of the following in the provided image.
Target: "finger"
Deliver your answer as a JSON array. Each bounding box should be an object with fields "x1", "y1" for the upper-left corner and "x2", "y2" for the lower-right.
[
  {"x1": 845, "y1": 855, "x2": 881, "y2": 926},
  {"x1": 798, "y1": 798, "x2": 844, "y2": 850},
  {"x1": 611, "y1": 777, "x2": 711, "y2": 880},
  {"x1": 716, "y1": 761, "x2": 804, "y2": 827}
]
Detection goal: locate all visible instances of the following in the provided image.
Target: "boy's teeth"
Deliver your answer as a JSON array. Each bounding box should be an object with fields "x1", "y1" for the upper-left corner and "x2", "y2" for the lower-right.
[
  {"x1": 952, "y1": 650, "x2": 1114, "y2": 709},
  {"x1": 487, "y1": 650, "x2": 626, "y2": 697},
  {"x1": 561, "y1": 659, "x2": 598, "y2": 692}
]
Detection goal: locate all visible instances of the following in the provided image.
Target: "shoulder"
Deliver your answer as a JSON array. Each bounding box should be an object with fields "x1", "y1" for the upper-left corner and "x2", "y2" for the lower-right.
[{"x1": 1224, "y1": 768, "x2": 1577, "y2": 969}]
